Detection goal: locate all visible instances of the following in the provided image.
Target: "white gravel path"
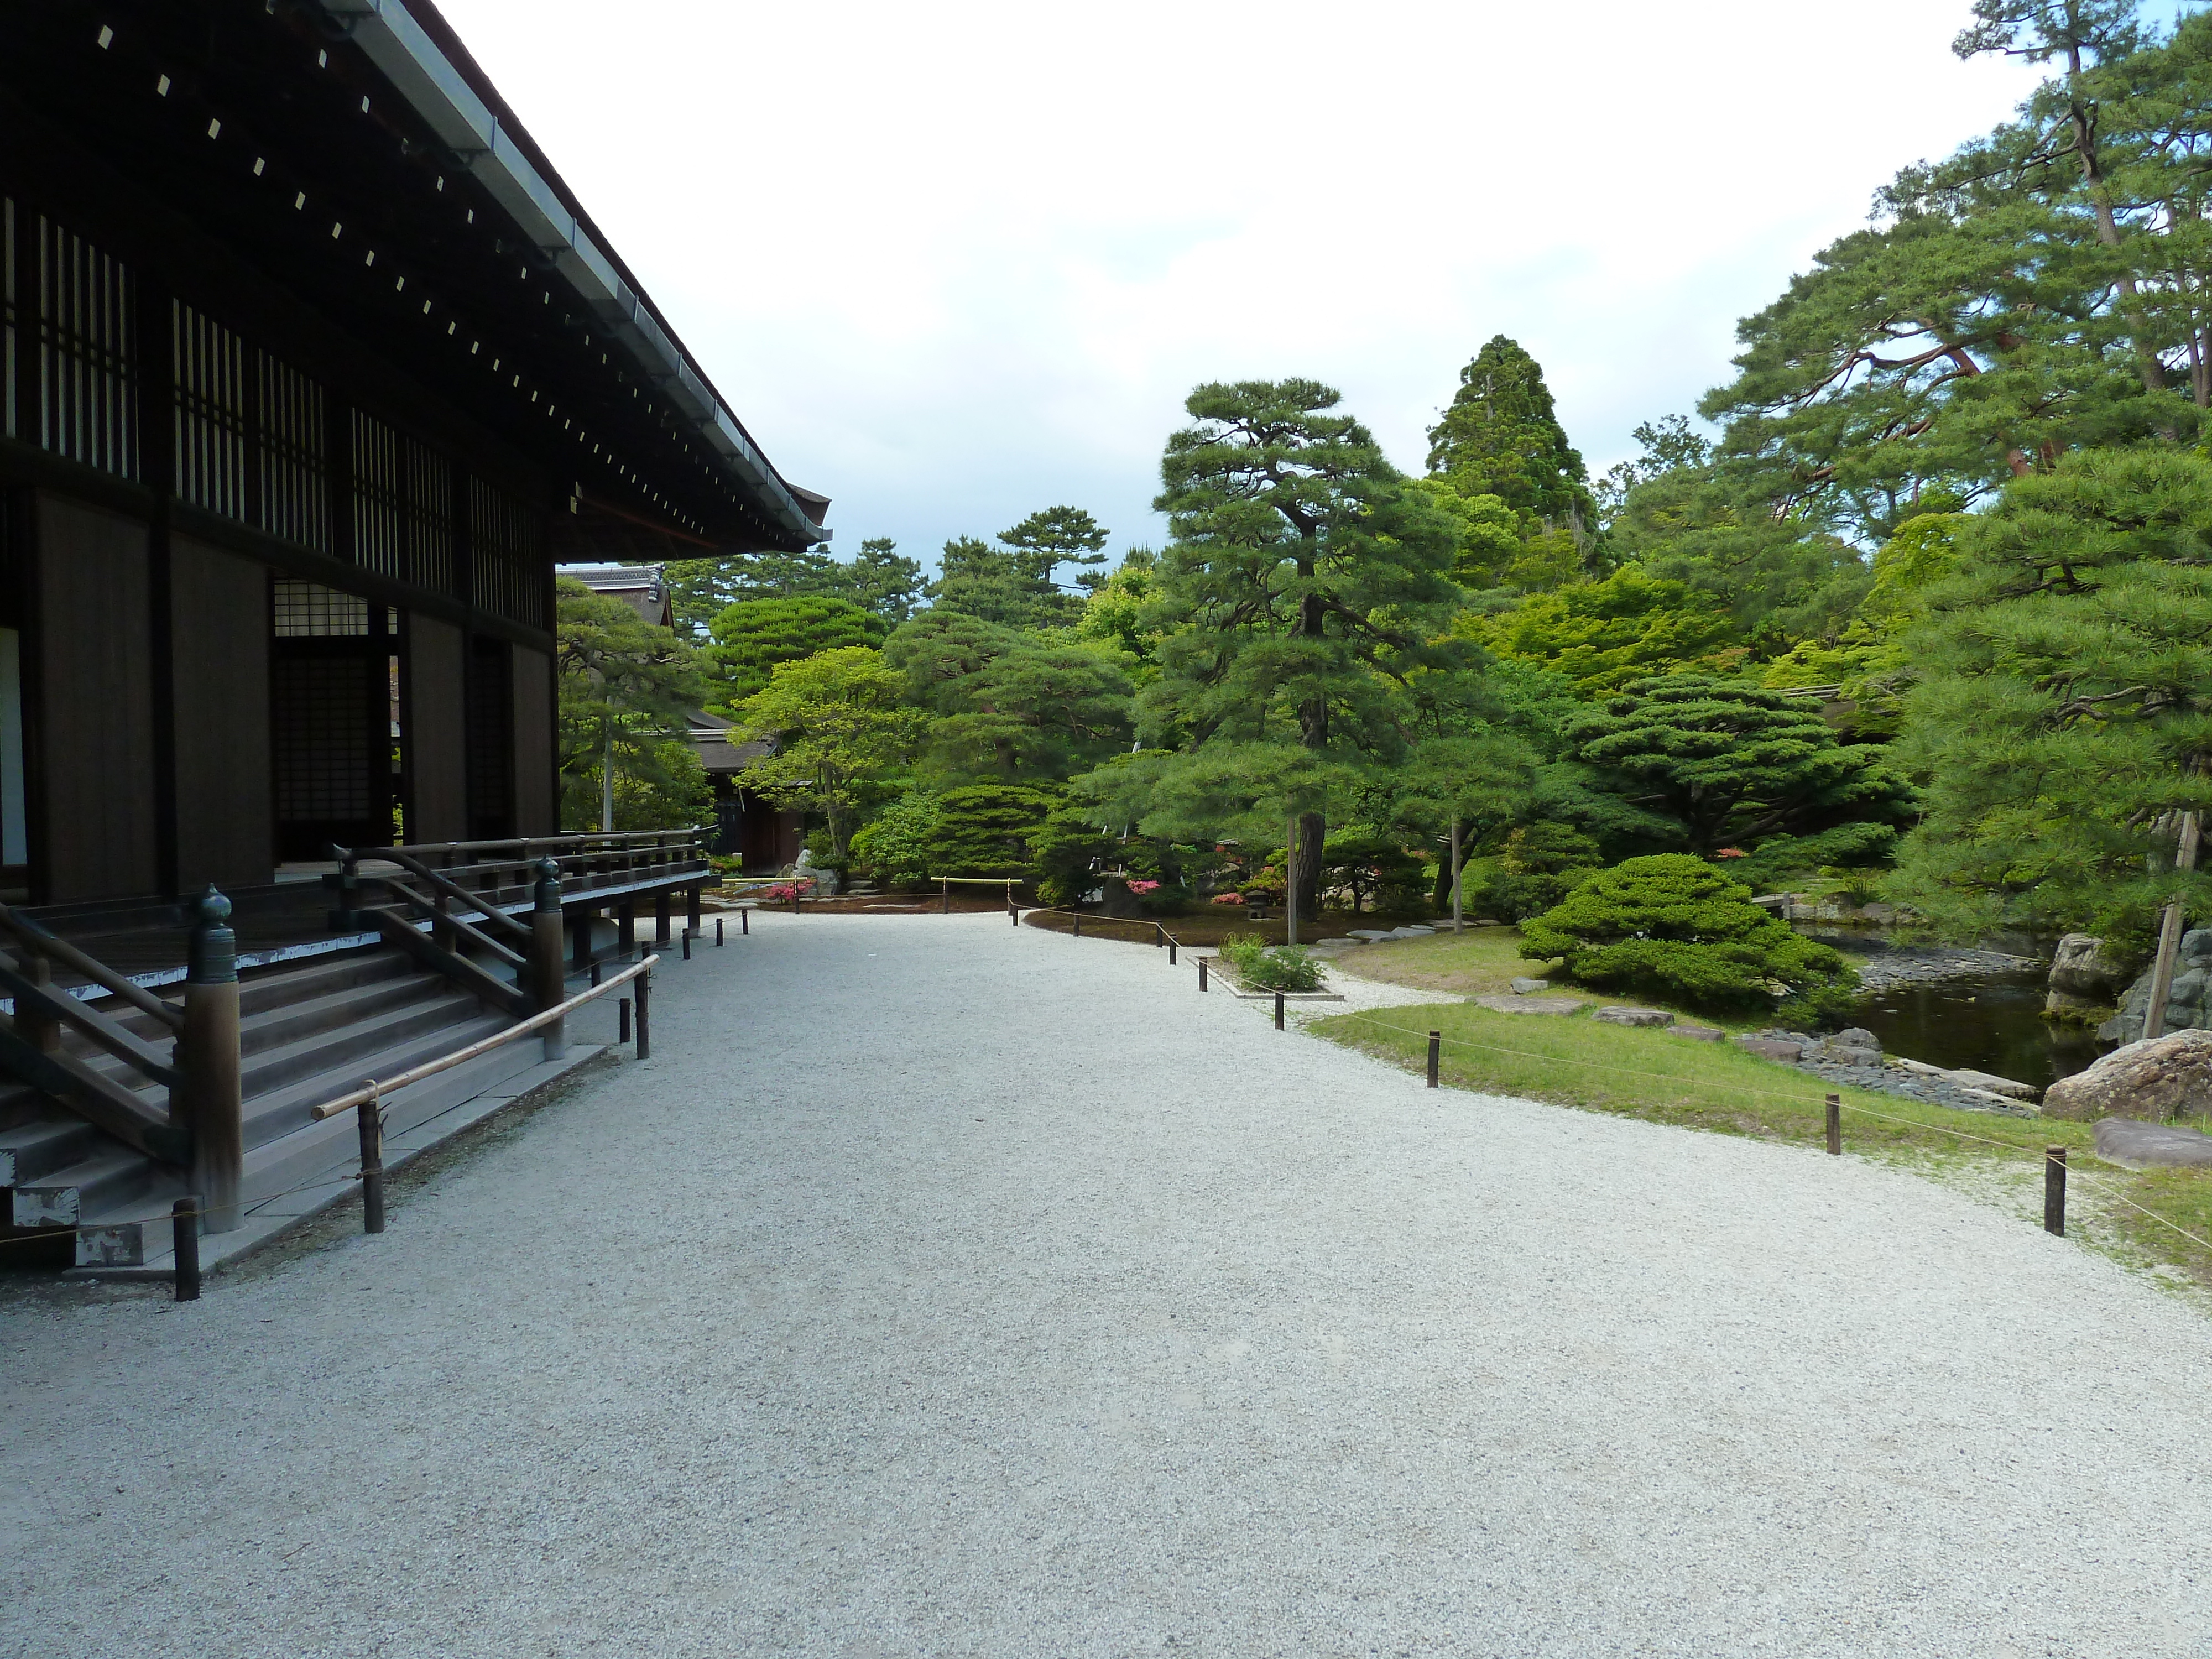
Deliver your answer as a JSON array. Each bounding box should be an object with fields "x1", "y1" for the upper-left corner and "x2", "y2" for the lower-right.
[{"x1": 5, "y1": 913, "x2": 2210, "y2": 1657}]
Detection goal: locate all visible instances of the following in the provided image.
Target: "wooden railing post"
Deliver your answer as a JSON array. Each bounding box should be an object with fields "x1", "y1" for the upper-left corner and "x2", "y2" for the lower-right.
[
  {"x1": 15, "y1": 951, "x2": 61, "y2": 1055},
  {"x1": 531, "y1": 858, "x2": 567, "y2": 1062},
  {"x1": 181, "y1": 886, "x2": 243, "y2": 1234},
  {"x1": 654, "y1": 889, "x2": 671, "y2": 947}
]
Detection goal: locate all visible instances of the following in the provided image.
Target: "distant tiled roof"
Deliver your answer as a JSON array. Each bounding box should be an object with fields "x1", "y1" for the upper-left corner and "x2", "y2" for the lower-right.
[{"x1": 557, "y1": 562, "x2": 671, "y2": 629}]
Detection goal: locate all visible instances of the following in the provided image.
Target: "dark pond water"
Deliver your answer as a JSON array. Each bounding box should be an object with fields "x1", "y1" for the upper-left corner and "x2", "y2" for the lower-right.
[{"x1": 1844, "y1": 967, "x2": 2103, "y2": 1091}]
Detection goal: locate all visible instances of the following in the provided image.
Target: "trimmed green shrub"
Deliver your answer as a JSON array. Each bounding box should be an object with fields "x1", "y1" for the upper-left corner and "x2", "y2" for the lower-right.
[
  {"x1": 1520, "y1": 853, "x2": 1851, "y2": 1009},
  {"x1": 1219, "y1": 933, "x2": 1324, "y2": 992}
]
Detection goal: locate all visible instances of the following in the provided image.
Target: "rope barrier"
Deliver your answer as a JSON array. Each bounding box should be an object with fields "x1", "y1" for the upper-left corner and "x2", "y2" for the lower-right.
[{"x1": 1328, "y1": 1009, "x2": 2212, "y2": 1258}]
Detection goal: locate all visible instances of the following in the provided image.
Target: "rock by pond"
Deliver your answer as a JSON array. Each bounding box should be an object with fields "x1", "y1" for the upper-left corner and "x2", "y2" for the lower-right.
[
  {"x1": 2098, "y1": 930, "x2": 2212, "y2": 1046},
  {"x1": 2043, "y1": 1029, "x2": 2212, "y2": 1123}
]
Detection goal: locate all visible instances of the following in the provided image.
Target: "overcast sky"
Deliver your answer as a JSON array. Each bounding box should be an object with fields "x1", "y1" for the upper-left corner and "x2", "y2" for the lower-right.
[{"x1": 439, "y1": 0, "x2": 2060, "y2": 571}]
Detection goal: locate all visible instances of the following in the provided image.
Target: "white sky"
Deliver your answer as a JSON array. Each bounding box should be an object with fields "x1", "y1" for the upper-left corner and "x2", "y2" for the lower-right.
[{"x1": 436, "y1": 0, "x2": 2052, "y2": 570}]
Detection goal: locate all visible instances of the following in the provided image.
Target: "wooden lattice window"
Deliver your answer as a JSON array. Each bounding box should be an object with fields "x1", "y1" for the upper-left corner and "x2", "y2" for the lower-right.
[
  {"x1": 33, "y1": 213, "x2": 136, "y2": 479},
  {"x1": 174, "y1": 301, "x2": 249, "y2": 520},
  {"x1": 352, "y1": 409, "x2": 404, "y2": 582},
  {"x1": 258, "y1": 354, "x2": 330, "y2": 554},
  {"x1": 271, "y1": 654, "x2": 376, "y2": 822},
  {"x1": 273, "y1": 578, "x2": 370, "y2": 638},
  {"x1": 468, "y1": 478, "x2": 546, "y2": 629}
]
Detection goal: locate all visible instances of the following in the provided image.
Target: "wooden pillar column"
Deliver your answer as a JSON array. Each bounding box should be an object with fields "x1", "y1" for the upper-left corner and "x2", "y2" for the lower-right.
[
  {"x1": 530, "y1": 858, "x2": 566, "y2": 1060},
  {"x1": 181, "y1": 886, "x2": 242, "y2": 1234},
  {"x1": 654, "y1": 889, "x2": 671, "y2": 947}
]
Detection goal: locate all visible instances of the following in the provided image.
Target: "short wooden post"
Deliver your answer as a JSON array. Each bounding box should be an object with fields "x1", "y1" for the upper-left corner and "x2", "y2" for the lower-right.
[
  {"x1": 1427, "y1": 1031, "x2": 1441, "y2": 1088},
  {"x1": 1198, "y1": 957, "x2": 1208, "y2": 992},
  {"x1": 1168, "y1": 938, "x2": 1178, "y2": 966},
  {"x1": 1072, "y1": 913, "x2": 1082, "y2": 938},
  {"x1": 1824, "y1": 1093, "x2": 1841, "y2": 1155},
  {"x1": 171, "y1": 1196, "x2": 201, "y2": 1302},
  {"x1": 792, "y1": 888, "x2": 800, "y2": 916},
  {"x1": 589, "y1": 960, "x2": 602, "y2": 988},
  {"x1": 531, "y1": 858, "x2": 567, "y2": 1062},
  {"x1": 682, "y1": 929, "x2": 692, "y2": 961},
  {"x1": 741, "y1": 908, "x2": 749, "y2": 935},
  {"x1": 942, "y1": 877, "x2": 950, "y2": 916},
  {"x1": 2045, "y1": 1146, "x2": 2067, "y2": 1236},
  {"x1": 1009, "y1": 903, "x2": 1019, "y2": 927},
  {"x1": 1153, "y1": 925, "x2": 1162, "y2": 949},
  {"x1": 635, "y1": 971, "x2": 652, "y2": 1060},
  {"x1": 357, "y1": 1088, "x2": 385, "y2": 1234},
  {"x1": 619, "y1": 997, "x2": 630, "y2": 1044},
  {"x1": 15, "y1": 952, "x2": 60, "y2": 1054},
  {"x1": 655, "y1": 889, "x2": 672, "y2": 946},
  {"x1": 716, "y1": 917, "x2": 724, "y2": 947},
  {"x1": 182, "y1": 886, "x2": 243, "y2": 1235},
  {"x1": 1274, "y1": 990, "x2": 1285, "y2": 1030}
]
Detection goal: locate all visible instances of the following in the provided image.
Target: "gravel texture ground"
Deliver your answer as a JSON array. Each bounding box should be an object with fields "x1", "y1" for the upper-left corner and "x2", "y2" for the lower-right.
[{"x1": 4, "y1": 914, "x2": 2210, "y2": 1657}]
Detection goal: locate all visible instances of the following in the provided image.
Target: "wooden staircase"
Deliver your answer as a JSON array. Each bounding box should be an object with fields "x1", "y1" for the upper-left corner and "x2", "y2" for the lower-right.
[{"x1": 0, "y1": 943, "x2": 538, "y2": 1266}]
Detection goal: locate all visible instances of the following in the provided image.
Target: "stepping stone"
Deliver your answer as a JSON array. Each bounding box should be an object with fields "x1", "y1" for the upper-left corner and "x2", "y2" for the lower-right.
[
  {"x1": 1348, "y1": 929, "x2": 1395, "y2": 941},
  {"x1": 2094, "y1": 1117, "x2": 2212, "y2": 1169},
  {"x1": 1738, "y1": 1036, "x2": 1806, "y2": 1062},
  {"x1": 1391, "y1": 926, "x2": 1436, "y2": 938},
  {"x1": 1940, "y1": 1067, "x2": 2039, "y2": 1102},
  {"x1": 1474, "y1": 994, "x2": 1584, "y2": 1015},
  {"x1": 1594, "y1": 1007, "x2": 1674, "y2": 1028},
  {"x1": 1509, "y1": 977, "x2": 1550, "y2": 995},
  {"x1": 1673, "y1": 1025, "x2": 1725, "y2": 1042}
]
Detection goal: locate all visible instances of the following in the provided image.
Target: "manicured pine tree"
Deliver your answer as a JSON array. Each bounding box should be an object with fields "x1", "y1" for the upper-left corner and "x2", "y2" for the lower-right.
[{"x1": 1139, "y1": 378, "x2": 1463, "y2": 916}]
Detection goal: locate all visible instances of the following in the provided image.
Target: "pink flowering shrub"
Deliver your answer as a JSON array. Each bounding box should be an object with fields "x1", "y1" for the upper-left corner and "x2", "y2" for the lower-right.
[
  {"x1": 1210, "y1": 891, "x2": 1244, "y2": 905},
  {"x1": 754, "y1": 878, "x2": 817, "y2": 902},
  {"x1": 1127, "y1": 879, "x2": 1161, "y2": 894}
]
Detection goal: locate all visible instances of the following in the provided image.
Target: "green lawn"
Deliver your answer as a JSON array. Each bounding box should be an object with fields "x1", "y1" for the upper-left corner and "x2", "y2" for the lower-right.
[{"x1": 1311, "y1": 930, "x2": 2212, "y2": 1297}]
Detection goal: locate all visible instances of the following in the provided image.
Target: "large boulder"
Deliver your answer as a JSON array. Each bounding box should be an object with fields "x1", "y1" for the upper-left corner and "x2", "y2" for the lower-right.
[
  {"x1": 2047, "y1": 933, "x2": 2131, "y2": 1020},
  {"x1": 2098, "y1": 930, "x2": 2212, "y2": 1044},
  {"x1": 2042, "y1": 1027, "x2": 2212, "y2": 1122}
]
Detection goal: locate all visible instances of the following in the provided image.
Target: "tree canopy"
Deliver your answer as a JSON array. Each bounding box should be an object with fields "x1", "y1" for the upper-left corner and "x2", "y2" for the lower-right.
[{"x1": 701, "y1": 594, "x2": 887, "y2": 714}]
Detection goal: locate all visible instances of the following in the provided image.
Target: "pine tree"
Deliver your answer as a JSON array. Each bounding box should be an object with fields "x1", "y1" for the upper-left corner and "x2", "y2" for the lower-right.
[
  {"x1": 1891, "y1": 446, "x2": 2212, "y2": 937},
  {"x1": 1119, "y1": 378, "x2": 1462, "y2": 915},
  {"x1": 1426, "y1": 336, "x2": 1599, "y2": 574}
]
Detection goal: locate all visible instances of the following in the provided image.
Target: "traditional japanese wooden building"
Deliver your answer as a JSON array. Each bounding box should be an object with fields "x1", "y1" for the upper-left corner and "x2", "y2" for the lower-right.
[
  {"x1": 0, "y1": 0, "x2": 829, "y2": 899},
  {"x1": 0, "y1": 0, "x2": 830, "y2": 1270}
]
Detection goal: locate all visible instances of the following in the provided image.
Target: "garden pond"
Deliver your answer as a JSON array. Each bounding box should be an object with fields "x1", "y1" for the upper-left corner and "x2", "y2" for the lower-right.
[{"x1": 1808, "y1": 930, "x2": 2100, "y2": 1091}]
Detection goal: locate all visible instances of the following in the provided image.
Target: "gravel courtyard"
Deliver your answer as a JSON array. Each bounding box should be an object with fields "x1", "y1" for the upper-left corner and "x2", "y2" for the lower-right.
[{"x1": 5, "y1": 913, "x2": 2210, "y2": 1657}]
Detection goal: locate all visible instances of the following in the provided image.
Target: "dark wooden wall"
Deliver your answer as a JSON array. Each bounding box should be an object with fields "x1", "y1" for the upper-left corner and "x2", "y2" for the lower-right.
[
  {"x1": 511, "y1": 643, "x2": 555, "y2": 835},
  {"x1": 34, "y1": 495, "x2": 157, "y2": 900},
  {"x1": 169, "y1": 536, "x2": 271, "y2": 890},
  {"x1": 405, "y1": 613, "x2": 467, "y2": 844}
]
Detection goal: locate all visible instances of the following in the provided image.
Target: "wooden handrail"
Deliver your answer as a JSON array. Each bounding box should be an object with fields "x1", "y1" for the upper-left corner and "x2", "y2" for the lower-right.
[
  {"x1": 375, "y1": 857, "x2": 533, "y2": 950},
  {"x1": 0, "y1": 956, "x2": 178, "y2": 1087},
  {"x1": 341, "y1": 828, "x2": 705, "y2": 860},
  {"x1": 0, "y1": 907, "x2": 186, "y2": 1032}
]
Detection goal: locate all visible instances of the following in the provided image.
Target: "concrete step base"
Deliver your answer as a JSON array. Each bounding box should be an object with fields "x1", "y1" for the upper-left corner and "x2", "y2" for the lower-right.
[{"x1": 70, "y1": 1044, "x2": 613, "y2": 1279}]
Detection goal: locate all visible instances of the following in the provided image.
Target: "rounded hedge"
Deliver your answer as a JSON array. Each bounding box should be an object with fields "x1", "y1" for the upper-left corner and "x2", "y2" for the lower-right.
[{"x1": 1519, "y1": 853, "x2": 1851, "y2": 1009}]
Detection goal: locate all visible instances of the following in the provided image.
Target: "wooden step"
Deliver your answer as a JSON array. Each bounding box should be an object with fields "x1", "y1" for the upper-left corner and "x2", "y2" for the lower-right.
[
  {"x1": 12, "y1": 1141, "x2": 166, "y2": 1229},
  {"x1": 236, "y1": 986, "x2": 488, "y2": 1122},
  {"x1": 241, "y1": 1006, "x2": 514, "y2": 1142},
  {"x1": 0, "y1": 1113, "x2": 103, "y2": 1189}
]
